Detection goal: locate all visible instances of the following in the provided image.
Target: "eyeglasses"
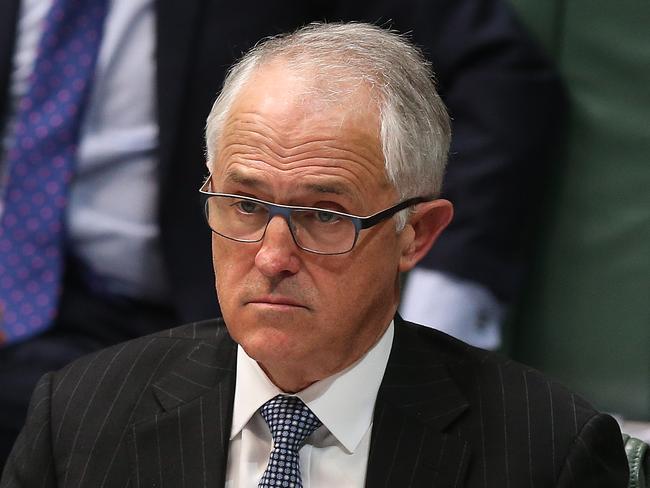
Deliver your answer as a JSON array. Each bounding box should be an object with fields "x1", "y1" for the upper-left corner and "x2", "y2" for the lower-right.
[{"x1": 199, "y1": 180, "x2": 432, "y2": 255}]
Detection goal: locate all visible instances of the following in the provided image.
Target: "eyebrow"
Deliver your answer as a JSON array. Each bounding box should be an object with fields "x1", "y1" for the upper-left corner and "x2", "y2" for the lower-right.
[
  {"x1": 222, "y1": 170, "x2": 269, "y2": 191},
  {"x1": 303, "y1": 182, "x2": 348, "y2": 196},
  {"x1": 221, "y1": 169, "x2": 353, "y2": 198}
]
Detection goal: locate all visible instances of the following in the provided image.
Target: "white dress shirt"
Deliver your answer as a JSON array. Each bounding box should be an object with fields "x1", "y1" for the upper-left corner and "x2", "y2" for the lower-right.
[{"x1": 226, "y1": 321, "x2": 394, "y2": 488}]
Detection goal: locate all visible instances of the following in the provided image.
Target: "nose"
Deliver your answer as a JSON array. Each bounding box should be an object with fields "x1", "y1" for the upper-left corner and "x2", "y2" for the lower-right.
[{"x1": 254, "y1": 215, "x2": 300, "y2": 277}]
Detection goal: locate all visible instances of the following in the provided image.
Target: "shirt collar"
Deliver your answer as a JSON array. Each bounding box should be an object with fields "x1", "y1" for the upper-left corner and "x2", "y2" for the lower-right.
[{"x1": 230, "y1": 320, "x2": 394, "y2": 453}]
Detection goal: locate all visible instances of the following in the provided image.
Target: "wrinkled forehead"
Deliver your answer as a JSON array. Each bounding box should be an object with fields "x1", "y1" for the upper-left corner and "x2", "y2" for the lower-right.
[
  {"x1": 206, "y1": 62, "x2": 392, "y2": 202},
  {"x1": 212, "y1": 61, "x2": 382, "y2": 149}
]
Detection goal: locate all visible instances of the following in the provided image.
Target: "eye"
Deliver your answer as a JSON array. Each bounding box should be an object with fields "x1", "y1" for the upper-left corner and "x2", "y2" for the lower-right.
[
  {"x1": 233, "y1": 200, "x2": 262, "y2": 214},
  {"x1": 315, "y1": 210, "x2": 341, "y2": 224}
]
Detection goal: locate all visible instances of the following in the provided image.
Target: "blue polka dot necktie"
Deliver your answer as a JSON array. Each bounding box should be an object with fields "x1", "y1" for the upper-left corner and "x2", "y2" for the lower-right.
[
  {"x1": 0, "y1": 0, "x2": 108, "y2": 345},
  {"x1": 259, "y1": 395, "x2": 322, "y2": 488}
]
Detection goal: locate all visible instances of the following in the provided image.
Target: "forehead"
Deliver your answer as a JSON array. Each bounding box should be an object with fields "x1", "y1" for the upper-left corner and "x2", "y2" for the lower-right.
[
  {"x1": 210, "y1": 62, "x2": 392, "y2": 203},
  {"x1": 231, "y1": 61, "x2": 379, "y2": 129}
]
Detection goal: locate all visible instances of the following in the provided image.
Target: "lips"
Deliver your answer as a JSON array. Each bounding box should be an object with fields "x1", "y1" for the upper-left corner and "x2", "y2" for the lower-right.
[{"x1": 247, "y1": 295, "x2": 308, "y2": 309}]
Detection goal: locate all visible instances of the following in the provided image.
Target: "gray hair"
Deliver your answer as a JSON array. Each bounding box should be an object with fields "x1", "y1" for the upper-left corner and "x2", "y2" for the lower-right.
[{"x1": 205, "y1": 22, "x2": 450, "y2": 227}]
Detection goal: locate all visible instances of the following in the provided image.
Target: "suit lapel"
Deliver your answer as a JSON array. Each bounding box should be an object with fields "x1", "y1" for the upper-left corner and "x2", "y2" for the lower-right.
[
  {"x1": 132, "y1": 335, "x2": 237, "y2": 488},
  {"x1": 0, "y1": 0, "x2": 20, "y2": 128},
  {"x1": 365, "y1": 317, "x2": 471, "y2": 488},
  {"x1": 154, "y1": 0, "x2": 205, "y2": 183}
]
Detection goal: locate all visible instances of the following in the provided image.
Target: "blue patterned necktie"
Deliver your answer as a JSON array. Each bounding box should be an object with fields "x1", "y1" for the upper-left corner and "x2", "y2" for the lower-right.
[
  {"x1": 0, "y1": 0, "x2": 108, "y2": 345},
  {"x1": 259, "y1": 395, "x2": 322, "y2": 488}
]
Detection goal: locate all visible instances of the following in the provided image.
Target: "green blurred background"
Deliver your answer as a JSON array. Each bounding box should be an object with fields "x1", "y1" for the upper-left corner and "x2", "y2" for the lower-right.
[{"x1": 506, "y1": 0, "x2": 650, "y2": 420}]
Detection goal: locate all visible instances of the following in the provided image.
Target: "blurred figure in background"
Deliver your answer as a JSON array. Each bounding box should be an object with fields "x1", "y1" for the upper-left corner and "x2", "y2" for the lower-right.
[{"x1": 0, "y1": 0, "x2": 562, "y2": 467}]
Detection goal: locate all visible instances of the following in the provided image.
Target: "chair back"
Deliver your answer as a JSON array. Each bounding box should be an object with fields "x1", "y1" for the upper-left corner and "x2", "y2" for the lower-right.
[{"x1": 623, "y1": 434, "x2": 649, "y2": 488}]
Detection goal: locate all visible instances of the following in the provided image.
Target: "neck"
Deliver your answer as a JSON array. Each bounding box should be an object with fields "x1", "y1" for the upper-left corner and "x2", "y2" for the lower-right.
[
  {"x1": 261, "y1": 366, "x2": 315, "y2": 394},
  {"x1": 260, "y1": 316, "x2": 395, "y2": 393}
]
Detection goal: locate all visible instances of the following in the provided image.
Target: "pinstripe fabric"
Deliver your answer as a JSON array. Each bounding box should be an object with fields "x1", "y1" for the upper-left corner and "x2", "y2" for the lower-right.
[
  {"x1": 1, "y1": 317, "x2": 628, "y2": 487},
  {"x1": 364, "y1": 317, "x2": 628, "y2": 487},
  {"x1": 1, "y1": 321, "x2": 236, "y2": 488}
]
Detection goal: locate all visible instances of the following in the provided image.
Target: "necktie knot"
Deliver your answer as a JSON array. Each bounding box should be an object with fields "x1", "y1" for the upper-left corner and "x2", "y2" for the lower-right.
[{"x1": 259, "y1": 395, "x2": 321, "y2": 487}]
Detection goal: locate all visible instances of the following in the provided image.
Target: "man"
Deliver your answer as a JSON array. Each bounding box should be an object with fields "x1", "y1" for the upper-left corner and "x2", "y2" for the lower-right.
[
  {"x1": 1, "y1": 0, "x2": 563, "y2": 463},
  {"x1": 1, "y1": 23, "x2": 625, "y2": 487}
]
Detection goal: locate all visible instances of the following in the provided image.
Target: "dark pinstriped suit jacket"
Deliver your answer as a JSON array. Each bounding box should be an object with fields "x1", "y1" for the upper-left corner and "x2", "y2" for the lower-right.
[{"x1": 1, "y1": 317, "x2": 628, "y2": 487}]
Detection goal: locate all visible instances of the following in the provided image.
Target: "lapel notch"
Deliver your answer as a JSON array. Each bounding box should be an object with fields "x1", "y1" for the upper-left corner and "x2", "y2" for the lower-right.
[{"x1": 132, "y1": 339, "x2": 237, "y2": 487}]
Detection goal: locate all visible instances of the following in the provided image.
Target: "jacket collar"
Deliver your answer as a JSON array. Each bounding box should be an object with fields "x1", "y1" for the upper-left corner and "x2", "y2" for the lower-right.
[
  {"x1": 131, "y1": 323, "x2": 237, "y2": 488},
  {"x1": 365, "y1": 315, "x2": 471, "y2": 487},
  {"x1": 154, "y1": 0, "x2": 205, "y2": 180},
  {"x1": 130, "y1": 316, "x2": 471, "y2": 487},
  {"x1": 0, "y1": 0, "x2": 20, "y2": 133}
]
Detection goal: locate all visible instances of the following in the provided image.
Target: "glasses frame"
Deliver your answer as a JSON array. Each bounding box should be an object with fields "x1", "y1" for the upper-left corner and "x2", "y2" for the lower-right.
[{"x1": 199, "y1": 179, "x2": 433, "y2": 255}]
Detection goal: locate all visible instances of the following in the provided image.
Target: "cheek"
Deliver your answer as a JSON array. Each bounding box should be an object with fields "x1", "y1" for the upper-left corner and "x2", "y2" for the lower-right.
[
  {"x1": 344, "y1": 236, "x2": 401, "y2": 299},
  {"x1": 211, "y1": 239, "x2": 251, "y2": 303},
  {"x1": 351, "y1": 230, "x2": 401, "y2": 277},
  {"x1": 319, "y1": 252, "x2": 393, "y2": 314}
]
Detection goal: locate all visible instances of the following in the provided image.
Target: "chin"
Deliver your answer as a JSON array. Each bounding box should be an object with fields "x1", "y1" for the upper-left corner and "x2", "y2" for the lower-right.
[{"x1": 232, "y1": 320, "x2": 296, "y2": 361}]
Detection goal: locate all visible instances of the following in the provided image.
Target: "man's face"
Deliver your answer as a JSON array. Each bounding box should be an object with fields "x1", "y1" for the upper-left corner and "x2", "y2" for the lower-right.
[{"x1": 209, "y1": 63, "x2": 410, "y2": 389}]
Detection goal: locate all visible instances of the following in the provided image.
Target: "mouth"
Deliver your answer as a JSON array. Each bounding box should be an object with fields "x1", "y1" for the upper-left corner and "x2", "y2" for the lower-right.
[{"x1": 246, "y1": 295, "x2": 309, "y2": 310}]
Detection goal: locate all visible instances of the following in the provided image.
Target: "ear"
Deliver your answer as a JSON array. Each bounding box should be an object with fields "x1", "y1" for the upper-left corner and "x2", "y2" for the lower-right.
[{"x1": 398, "y1": 199, "x2": 453, "y2": 273}]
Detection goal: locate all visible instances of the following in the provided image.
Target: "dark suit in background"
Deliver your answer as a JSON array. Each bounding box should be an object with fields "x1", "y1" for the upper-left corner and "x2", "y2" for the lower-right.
[
  {"x1": 0, "y1": 0, "x2": 563, "y2": 465},
  {"x1": 1, "y1": 317, "x2": 627, "y2": 487}
]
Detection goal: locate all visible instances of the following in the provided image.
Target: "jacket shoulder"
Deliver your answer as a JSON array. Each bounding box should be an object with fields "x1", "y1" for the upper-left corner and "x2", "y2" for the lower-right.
[
  {"x1": 396, "y1": 319, "x2": 627, "y2": 486},
  {"x1": 399, "y1": 318, "x2": 595, "y2": 412},
  {"x1": 56, "y1": 318, "x2": 228, "y2": 374},
  {"x1": 48, "y1": 319, "x2": 233, "y2": 416}
]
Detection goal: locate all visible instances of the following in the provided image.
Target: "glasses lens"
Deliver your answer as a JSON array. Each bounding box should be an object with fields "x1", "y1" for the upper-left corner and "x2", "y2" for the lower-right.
[
  {"x1": 291, "y1": 209, "x2": 356, "y2": 254},
  {"x1": 204, "y1": 195, "x2": 358, "y2": 254},
  {"x1": 205, "y1": 195, "x2": 269, "y2": 241}
]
